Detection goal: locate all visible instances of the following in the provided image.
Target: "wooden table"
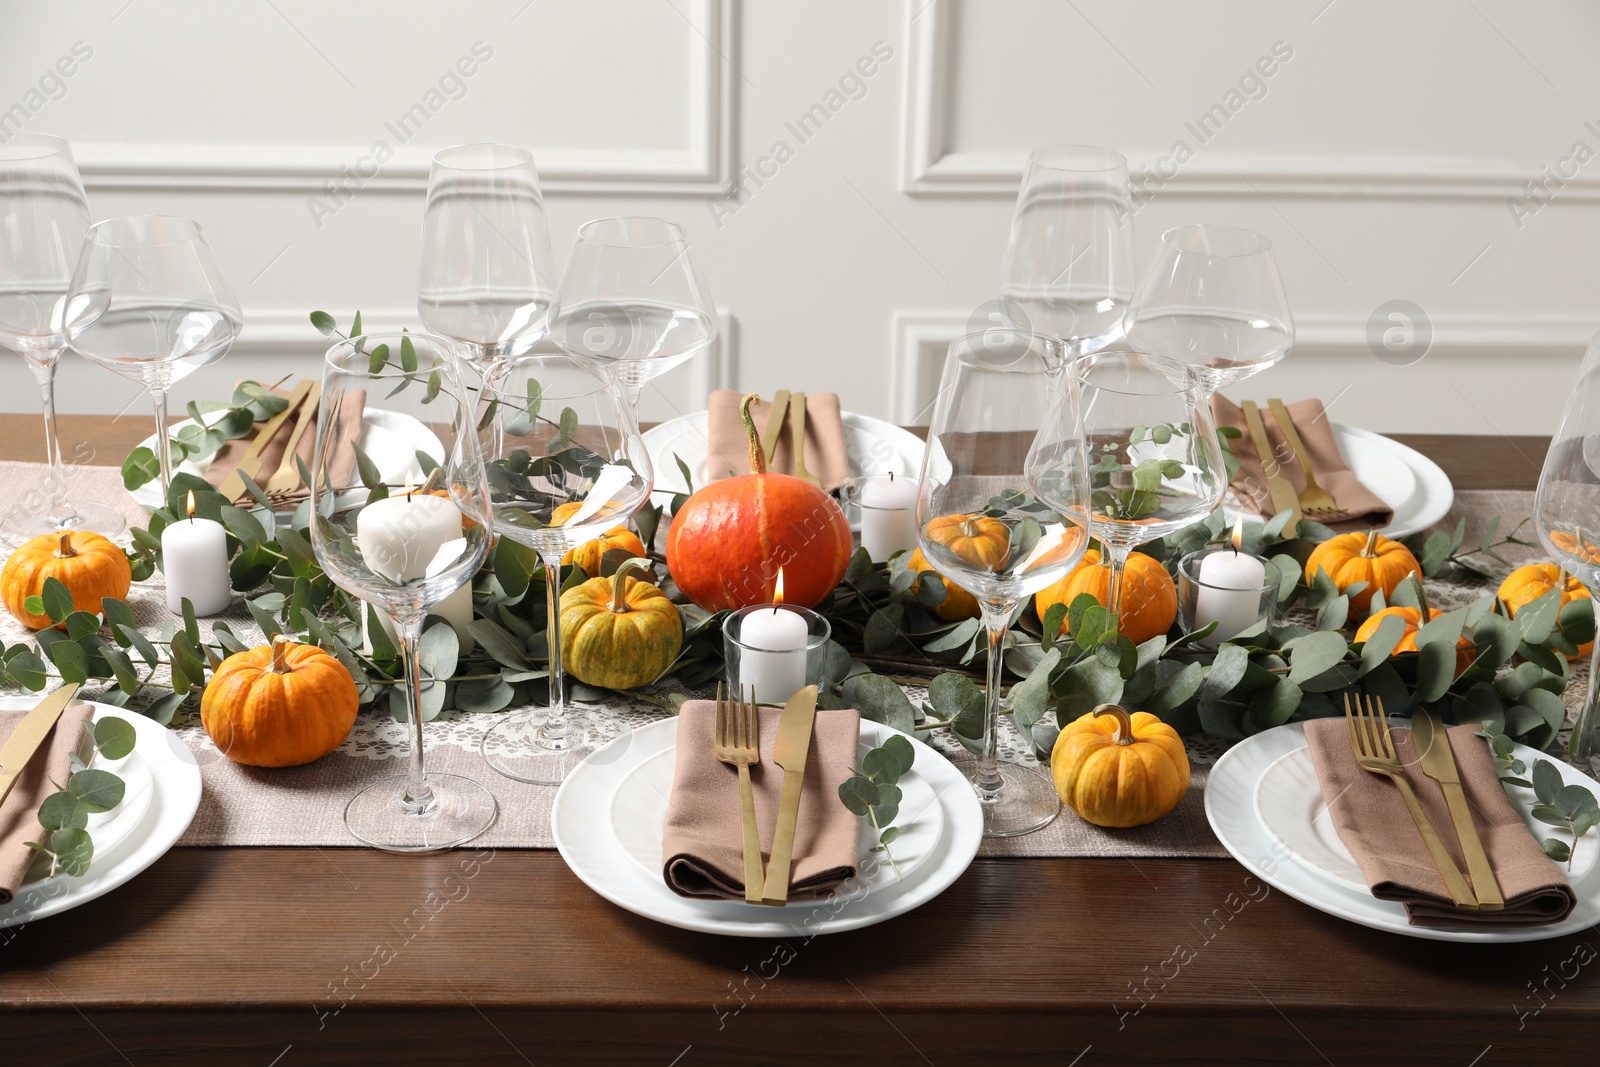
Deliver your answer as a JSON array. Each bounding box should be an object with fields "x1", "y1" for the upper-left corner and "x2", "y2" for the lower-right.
[{"x1": 1, "y1": 420, "x2": 1589, "y2": 1066}]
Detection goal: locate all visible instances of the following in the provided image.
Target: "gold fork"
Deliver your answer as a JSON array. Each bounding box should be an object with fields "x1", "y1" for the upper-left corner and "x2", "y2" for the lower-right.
[
  {"x1": 1343, "y1": 693, "x2": 1478, "y2": 909},
  {"x1": 1268, "y1": 398, "x2": 1338, "y2": 517},
  {"x1": 713, "y1": 683, "x2": 765, "y2": 903}
]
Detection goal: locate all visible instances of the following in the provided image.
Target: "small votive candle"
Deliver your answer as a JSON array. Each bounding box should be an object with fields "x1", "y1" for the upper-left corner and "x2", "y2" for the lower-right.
[
  {"x1": 161, "y1": 491, "x2": 232, "y2": 616},
  {"x1": 1178, "y1": 518, "x2": 1273, "y2": 647},
  {"x1": 846, "y1": 473, "x2": 919, "y2": 562}
]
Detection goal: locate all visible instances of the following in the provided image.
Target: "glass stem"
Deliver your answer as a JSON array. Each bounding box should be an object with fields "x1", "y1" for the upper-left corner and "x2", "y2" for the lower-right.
[
  {"x1": 540, "y1": 549, "x2": 570, "y2": 739},
  {"x1": 974, "y1": 605, "x2": 1013, "y2": 802},
  {"x1": 396, "y1": 614, "x2": 435, "y2": 814},
  {"x1": 150, "y1": 385, "x2": 174, "y2": 496},
  {"x1": 27, "y1": 352, "x2": 72, "y2": 520},
  {"x1": 1570, "y1": 635, "x2": 1600, "y2": 766},
  {"x1": 1104, "y1": 543, "x2": 1132, "y2": 633}
]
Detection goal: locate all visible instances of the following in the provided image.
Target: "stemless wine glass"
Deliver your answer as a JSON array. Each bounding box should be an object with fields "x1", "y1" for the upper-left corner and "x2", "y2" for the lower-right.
[
  {"x1": 916, "y1": 330, "x2": 1091, "y2": 837},
  {"x1": 0, "y1": 135, "x2": 123, "y2": 538},
  {"x1": 477, "y1": 354, "x2": 653, "y2": 784},
  {"x1": 67, "y1": 215, "x2": 242, "y2": 498},
  {"x1": 546, "y1": 217, "x2": 717, "y2": 409},
  {"x1": 1123, "y1": 224, "x2": 1293, "y2": 394},
  {"x1": 309, "y1": 331, "x2": 497, "y2": 851},
  {"x1": 1079, "y1": 348, "x2": 1225, "y2": 629},
  {"x1": 1000, "y1": 145, "x2": 1134, "y2": 357},
  {"x1": 418, "y1": 143, "x2": 557, "y2": 363},
  {"x1": 1534, "y1": 330, "x2": 1600, "y2": 770}
]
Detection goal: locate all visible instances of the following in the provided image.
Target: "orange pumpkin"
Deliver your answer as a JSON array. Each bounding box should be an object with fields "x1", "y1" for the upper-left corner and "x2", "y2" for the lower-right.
[
  {"x1": 1550, "y1": 530, "x2": 1600, "y2": 567},
  {"x1": 665, "y1": 393, "x2": 852, "y2": 611},
  {"x1": 1498, "y1": 563, "x2": 1593, "y2": 659},
  {"x1": 1353, "y1": 606, "x2": 1474, "y2": 677},
  {"x1": 2, "y1": 530, "x2": 132, "y2": 631},
  {"x1": 551, "y1": 500, "x2": 646, "y2": 576},
  {"x1": 1034, "y1": 549, "x2": 1177, "y2": 645},
  {"x1": 922, "y1": 513, "x2": 1010, "y2": 571},
  {"x1": 907, "y1": 548, "x2": 981, "y2": 621},
  {"x1": 200, "y1": 637, "x2": 359, "y2": 767},
  {"x1": 1304, "y1": 530, "x2": 1420, "y2": 613},
  {"x1": 1050, "y1": 704, "x2": 1190, "y2": 828}
]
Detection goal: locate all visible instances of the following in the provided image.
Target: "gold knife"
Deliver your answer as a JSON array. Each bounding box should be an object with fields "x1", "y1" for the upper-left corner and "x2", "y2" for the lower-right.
[
  {"x1": 1413, "y1": 708, "x2": 1505, "y2": 910},
  {"x1": 760, "y1": 684, "x2": 819, "y2": 906},
  {"x1": 218, "y1": 380, "x2": 313, "y2": 502},
  {"x1": 1240, "y1": 400, "x2": 1302, "y2": 536},
  {"x1": 790, "y1": 391, "x2": 821, "y2": 487},
  {"x1": 0, "y1": 683, "x2": 82, "y2": 809},
  {"x1": 759, "y1": 390, "x2": 790, "y2": 470}
]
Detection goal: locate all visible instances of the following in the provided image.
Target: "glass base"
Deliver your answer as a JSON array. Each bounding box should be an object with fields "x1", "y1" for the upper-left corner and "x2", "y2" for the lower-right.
[
  {"x1": 1, "y1": 498, "x2": 126, "y2": 543},
  {"x1": 479, "y1": 707, "x2": 629, "y2": 786},
  {"x1": 344, "y1": 772, "x2": 498, "y2": 853},
  {"x1": 972, "y1": 762, "x2": 1061, "y2": 838}
]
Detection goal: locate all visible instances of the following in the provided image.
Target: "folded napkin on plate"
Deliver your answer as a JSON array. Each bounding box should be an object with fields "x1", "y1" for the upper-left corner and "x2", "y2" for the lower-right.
[
  {"x1": 204, "y1": 385, "x2": 367, "y2": 505},
  {"x1": 662, "y1": 701, "x2": 861, "y2": 901},
  {"x1": 0, "y1": 701, "x2": 96, "y2": 905},
  {"x1": 1210, "y1": 396, "x2": 1393, "y2": 529},
  {"x1": 705, "y1": 389, "x2": 849, "y2": 491},
  {"x1": 1303, "y1": 718, "x2": 1576, "y2": 927}
]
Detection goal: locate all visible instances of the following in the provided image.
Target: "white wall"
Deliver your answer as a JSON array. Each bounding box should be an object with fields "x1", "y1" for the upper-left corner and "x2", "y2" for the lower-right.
[{"x1": 0, "y1": 0, "x2": 1595, "y2": 440}]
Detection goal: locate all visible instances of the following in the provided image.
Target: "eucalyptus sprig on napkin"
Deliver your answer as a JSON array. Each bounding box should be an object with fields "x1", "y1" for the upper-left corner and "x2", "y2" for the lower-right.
[
  {"x1": 27, "y1": 717, "x2": 132, "y2": 878},
  {"x1": 838, "y1": 733, "x2": 915, "y2": 881}
]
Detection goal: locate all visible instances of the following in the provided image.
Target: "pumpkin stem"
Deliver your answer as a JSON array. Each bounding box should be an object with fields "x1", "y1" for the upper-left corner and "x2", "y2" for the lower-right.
[
  {"x1": 1360, "y1": 529, "x2": 1379, "y2": 558},
  {"x1": 740, "y1": 392, "x2": 768, "y2": 475},
  {"x1": 54, "y1": 531, "x2": 76, "y2": 559},
  {"x1": 960, "y1": 516, "x2": 982, "y2": 539},
  {"x1": 269, "y1": 634, "x2": 294, "y2": 674},
  {"x1": 609, "y1": 556, "x2": 655, "y2": 612},
  {"x1": 1409, "y1": 572, "x2": 1431, "y2": 621},
  {"x1": 1093, "y1": 703, "x2": 1137, "y2": 746}
]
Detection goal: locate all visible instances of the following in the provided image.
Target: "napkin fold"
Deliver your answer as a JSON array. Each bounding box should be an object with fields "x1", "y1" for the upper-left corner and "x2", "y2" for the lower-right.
[
  {"x1": 663, "y1": 701, "x2": 861, "y2": 901},
  {"x1": 204, "y1": 386, "x2": 367, "y2": 505},
  {"x1": 0, "y1": 701, "x2": 96, "y2": 905},
  {"x1": 1210, "y1": 396, "x2": 1393, "y2": 529},
  {"x1": 1303, "y1": 718, "x2": 1576, "y2": 927},
  {"x1": 706, "y1": 389, "x2": 849, "y2": 491}
]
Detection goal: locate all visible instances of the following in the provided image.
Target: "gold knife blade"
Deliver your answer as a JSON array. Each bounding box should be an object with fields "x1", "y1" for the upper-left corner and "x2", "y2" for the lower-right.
[
  {"x1": 0, "y1": 683, "x2": 82, "y2": 810},
  {"x1": 1240, "y1": 400, "x2": 1302, "y2": 536},
  {"x1": 760, "y1": 684, "x2": 819, "y2": 906},
  {"x1": 218, "y1": 380, "x2": 313, "y2": 502},
  {"x1": 759, "y1": 390, "x2": 790, "y2": 470},
  {"x1": 1413, "y1": 708, "x2": 1505, "y2": 910}
]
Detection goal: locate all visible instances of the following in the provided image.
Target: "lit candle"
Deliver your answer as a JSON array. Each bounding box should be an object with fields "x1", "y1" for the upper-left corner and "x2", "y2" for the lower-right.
[
  {"x1": 738, "y1": 569, "x2": 809, "y2": 704},
  {"x1": 355, "y1": 487, "x2": 476, "y2": 652},
  {"x1": 161, "y1": 491, "x2": 232, "y2": 616},
  {"x1": 858, "y1": 472, "x2": 919, "y2": 562},
  {"x1": 1195, "y1": 515, "x2": 1268, "y2": 647}
]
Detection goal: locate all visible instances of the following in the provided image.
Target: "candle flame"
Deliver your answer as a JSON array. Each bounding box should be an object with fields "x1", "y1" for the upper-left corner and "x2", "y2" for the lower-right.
[
  {"x1": 403, "y1": 482, "x2": 415, "y2": 500},
  {"x1": 1230, "y1": 514, "x2": 1245, "y2": 552},
  {"x1": 186, "y1": 490, "x2": 196, "y2": 520},
  {"x1": 774, "y1": 566, "x2": 786, "y2": 605}
]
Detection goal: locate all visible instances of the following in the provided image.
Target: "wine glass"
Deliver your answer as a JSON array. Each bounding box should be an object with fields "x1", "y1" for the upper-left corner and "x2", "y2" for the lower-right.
[
  {"x1": 999, "y1": 145, "x2": 1134, "y2": 357},
  {"x1": 1123, "y1": 224, "x2": 1293, "y2": 394},
  {"x1": 67, "y1": 215, "x2": 242, "y2": 498},
  {"x1": 418, "y1": 143, "x2": 557, "y2": 363},
  {"x1": 915, "y1": 330, "x2": 1091, "y2": 837},
  {"x1": 546, "y1": 216, "x2": 717, "y2": 410},
  {"x1": 476, "y1": 354, "x2": 653, "y2": 785},
  {"x1": 1079, "y1": 348, "x2": 1225, "y2": 629},
  {"x1": 0, "y1": 135, "x2": 123, "y2": 539},
  {"x1": 309, "y1": 331, "x2": 497, "y2": 851},
  {"x1": 1534, "y1": 330, "x2": 1600, "y2": 770}
]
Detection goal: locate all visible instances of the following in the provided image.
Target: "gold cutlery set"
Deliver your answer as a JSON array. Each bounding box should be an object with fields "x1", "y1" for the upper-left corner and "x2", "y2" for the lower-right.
[
  {"x1": 758, "y1": 389, "x2": 821, "y2": 488},
  {"x1": 1239, "y1": 396, "x2": 1338, "y2": 536},
  {"x1": 216, "y1": 381, "x2": 322, "y2": 503}
]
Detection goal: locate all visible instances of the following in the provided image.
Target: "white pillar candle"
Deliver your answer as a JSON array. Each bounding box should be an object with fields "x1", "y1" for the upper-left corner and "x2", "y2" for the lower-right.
[
  {"x1": 858, "y1": 472, "x2": 919, "y2": 562},
  {"x1": 355, "y1": 491, "x2": 477, "y2": 652},
  {"x1": 739, "y1": 605, "x2": 809, "y2": 705},
  {"x1": 1195, "y1": 547, "x2": 1268, "y2": 647},
  {"x1": 161, "y1": 493, "x2": 232, "y2": 616}
]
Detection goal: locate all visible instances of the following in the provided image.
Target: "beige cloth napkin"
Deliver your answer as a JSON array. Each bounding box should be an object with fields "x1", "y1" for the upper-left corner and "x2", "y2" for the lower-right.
[
  {"x1": 204, "y1": 386, "x2": 367, "y2": 505},
  {"x1": 1303, "y1": 718, "x2": 1577, "y2": 927},
  {"x1": 0, "y1": 701, "x2": 96, "y2": 905},
  {"x1": 1211, "y1": 396, "x2": 1393, "y2": 530},
  {"x1": 663, "y1": 701, "x2": 861, "y2": 901},
  {"x1": 705, "y1": 389, "x2": 850, "y2": 491}
]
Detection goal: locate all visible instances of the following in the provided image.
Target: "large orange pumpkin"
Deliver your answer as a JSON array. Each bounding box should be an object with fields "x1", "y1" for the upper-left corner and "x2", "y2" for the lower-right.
[
  {"x1": 1034, "y1": 549, "x2": 1177, "y2": 645},
  {"x1": 551, "y1": 500, "x2": 646, "y2": 576},
  {"x1": 200, "y1": 637, "x2": 359, "y2": 767},
  {"x1": 1498, "y1": 563, "x2": 1593, "y2": 659},
  {"x1": 1304, "y1": 530, "x2": 1420, "y2": 613},
  {"x1": 665, "y1": 393, "x2": 852, "y2": 611},
  {"x1": 1353, "y1": 606, "x2": 1474, "y2": 677},
  {"x1": 2, "y1": 530, "x2": 132, "y2": 631}
]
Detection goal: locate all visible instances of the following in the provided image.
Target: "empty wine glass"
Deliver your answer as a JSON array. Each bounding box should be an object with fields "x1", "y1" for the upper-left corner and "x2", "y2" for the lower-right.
[
  {"x1": 477, "y1": 354, "x2": 653, "y2": 785},
  {"x1": 309, "y1": 331, "x2": 497, "y2": 851},
  {"x1": 1079, "y1": 348, "x2": 1225, "y2": 629},
  {"x1": 1534, "y1": 330, "x2": 1600, "y2": 770},
  {"x1": 546, "y1": 216, "x2": 717, "y2": 409},
  {"x1": 418, "y1": 143, "x2": 557, "y2": 362},
  {"x1": 67, "y1": 215, "x2": 241, "y2": 498},
  {"x1": 1123, "y1": 224, "x2": 1293, "y2": 393},
  {"x1": 916, "y1": 330, "x2": 1091, "y2": 837},
  {"x1": 0, "y1": 134, "x2": 123, "y2": 539},
  {"x1": 999, "y1": 145, "x2": 1134, "y2": 357}
]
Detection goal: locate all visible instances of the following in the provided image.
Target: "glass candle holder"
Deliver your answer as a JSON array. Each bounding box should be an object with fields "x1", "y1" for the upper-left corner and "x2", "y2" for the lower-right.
[
  {"x1": 723, "y1": 604, "x2": 831, "y2": 705},
  {"x1": 840, "y1": 474, "x2": 919, "y2": 562},
  {"x1": 1178, "y1": 549, "x2": 1277, "y2": 648}
]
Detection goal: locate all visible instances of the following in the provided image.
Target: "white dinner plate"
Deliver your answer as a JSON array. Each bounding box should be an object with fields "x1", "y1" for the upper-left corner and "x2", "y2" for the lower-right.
[
  {"x1": 1333, "y1": 423, "x2": 1454, "y2": 538},
  {"x1": 0, "y1": 699, "x2": 202, "y2": 929},
  {"x1": 1207, "y1": 721, "x2": 1600, "y2": 943},
  {"x1": 131, "y1": 409, "x2": 443, "y2": 512},
  {"x1": 552, "y1": 717, "x2": 982, "y2": 937}
]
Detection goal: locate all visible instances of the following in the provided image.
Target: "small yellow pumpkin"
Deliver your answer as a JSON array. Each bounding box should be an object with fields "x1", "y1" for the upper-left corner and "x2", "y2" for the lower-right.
[
  {"x1": 200, "y1": 636, "x2": 359, "y2": 767},
  {"x1": 1034, "y1": 549, "x2": 1177, "y2": 645},
  {"x1": 906, "y1": 548, "x2": 981, "y2": 622},
  {"x1": 1498, "y1": 563, "x2": 1593, "y2": 659},
  {"x1": 560, "y1": 557, "x2": 683, "y2": 690},
  {"x1": 551, "y1": 500, "x2": 646, "y2": 575},
  {"x1": 1304, "y1": 529, "x2": 1420, "y2": 613},
  {"x1": 1051, "y1": 704, "x2": 1190, "y2": 828},
  {"x1": 922, "y1": 513, "x2": 1010, "y2": 571},
  {"x1": 2, "y1": 530, "x2": 133, "y2": 631}
]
